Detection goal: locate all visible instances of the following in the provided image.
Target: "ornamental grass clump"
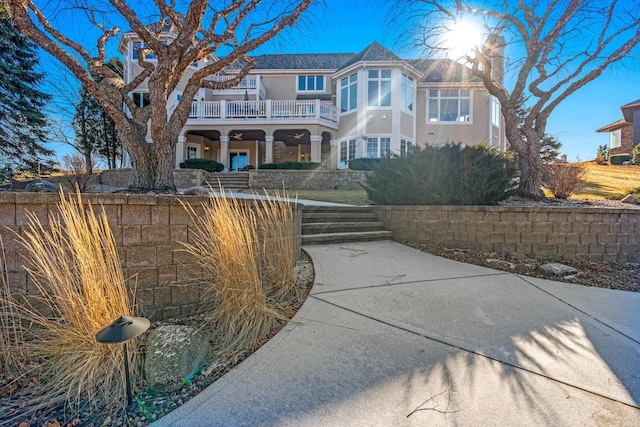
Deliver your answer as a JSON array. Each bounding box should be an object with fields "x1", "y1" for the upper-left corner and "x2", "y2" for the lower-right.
[
  {"x1": 254, "y1": 189, "x2": 299, "y2": 304},
  {"x1": 181, "y1": 191, "x2": 281, "y2": 355},
  {"x1": 0, "y1": 240, "x2": 24, "y2": 376},
  {"x1": 10, "y1": 190, "x2": 138, "y2": 411}
]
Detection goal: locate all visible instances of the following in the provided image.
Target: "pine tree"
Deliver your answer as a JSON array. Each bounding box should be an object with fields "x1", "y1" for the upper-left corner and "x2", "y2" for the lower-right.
[{"x1": 0, "y1": 12, "x2": 53, "y2": 171}]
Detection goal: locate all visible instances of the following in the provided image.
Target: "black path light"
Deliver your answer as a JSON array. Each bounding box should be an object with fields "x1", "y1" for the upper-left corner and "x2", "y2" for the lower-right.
[{"x1": 95, "y1": 316, "x2": 150, "y2": 406}]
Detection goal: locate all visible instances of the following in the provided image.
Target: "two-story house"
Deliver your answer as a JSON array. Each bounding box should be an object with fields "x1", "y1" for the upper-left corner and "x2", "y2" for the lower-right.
[
  {"x1": 118, "y1": 32, "x2": 506, "y2": 171},
  {"x1": 596, "y1": 99, "x2": 640, "y2": 155}
]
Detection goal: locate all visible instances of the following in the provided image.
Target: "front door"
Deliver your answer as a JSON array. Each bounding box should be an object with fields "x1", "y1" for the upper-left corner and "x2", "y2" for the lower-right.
[{"x1": 229, "y1": 151, "x2": 248, "y2": 171}]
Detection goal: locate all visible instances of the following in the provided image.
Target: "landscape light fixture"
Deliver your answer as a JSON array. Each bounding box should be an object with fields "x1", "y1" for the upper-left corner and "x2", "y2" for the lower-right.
[{"x1": 95, "y1": 316, "x2": 150, "y2": 406}]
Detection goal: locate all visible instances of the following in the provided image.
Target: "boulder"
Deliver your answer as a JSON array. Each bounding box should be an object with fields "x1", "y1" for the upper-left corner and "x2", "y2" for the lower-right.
[
  {"x1": 621, "y1": 194, "x2": 638, "y2": 205},
  {"x1": 144, "y1": 325, "x2": 211, "y2": 393},
  {"x1": 537, "y1": 262, "x2": 579, "y2": 277},
  {"x1": 24, "y1": 180, "x2": 59, "y2": 192}
]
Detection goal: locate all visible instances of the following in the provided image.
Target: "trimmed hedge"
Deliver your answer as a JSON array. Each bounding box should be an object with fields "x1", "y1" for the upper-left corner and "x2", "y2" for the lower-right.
[
  {"x1": 364, "y1": 143, "x2": 516, "y2": 205},
  {"x1": 179, "y1": 158, "x2": 224, "y2": 172},
  {"x1": 348, "y1": 158, "x2": 382, "y2": 171},
  {"x1": 259, "y1": 162, "x2": 321, "y2": 170},
  {"x1": 610, "y1": 154, "x2": 631, "y2": 165}
]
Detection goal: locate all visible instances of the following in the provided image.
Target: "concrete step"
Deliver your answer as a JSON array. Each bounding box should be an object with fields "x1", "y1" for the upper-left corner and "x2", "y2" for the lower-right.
[
  {"x1": 302, "y1": 211, "x2": 378, "y2": 223},
  {"x1": 302, "y1": 221, "x2": 385, "y2": 235},
  {"x1": 301, "y1": 230, "x2": 392, "y2": 245}
]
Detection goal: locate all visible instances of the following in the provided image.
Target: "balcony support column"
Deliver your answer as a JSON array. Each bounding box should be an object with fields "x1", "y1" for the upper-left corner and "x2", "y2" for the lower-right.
[
  {"x1": 176, "y1": 135, "x2": 187, "y2": 167},
  {"x1": 310, "y1": 135, "x2": 322, "y2": 164},
  {"x1": 220, "y1": 136, "x2": 229, "y2": 170},
  {"x1": 330, "y1": 140, "x2": 339, "y2": 170},
  {"x1": 265, "y1": 135, "x2": 274, "y2": 164}
]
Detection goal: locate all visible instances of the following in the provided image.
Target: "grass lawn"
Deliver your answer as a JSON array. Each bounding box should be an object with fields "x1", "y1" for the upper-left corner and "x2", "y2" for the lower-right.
[
  {"x1": 293, "y1": 190, "x2": 370, "y2": 205},
  {"x1": 572, "y1": 162, "x2": 640, "y2": 199}
]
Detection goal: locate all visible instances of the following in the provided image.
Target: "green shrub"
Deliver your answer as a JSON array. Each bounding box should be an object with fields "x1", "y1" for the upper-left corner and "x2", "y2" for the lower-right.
[
  {"x1": 610, "y1": 154, "x2": 631, "y2": 165},
  {"x1": 259, "y1": 162, "x2": 321, "y2": 170},
  {"x1": 363, "y1": 143, "x2": 516, "y2": 205},
  {"x1": 348, "y1": 158, "x2": 381, "y2": 171},
  {"x1": 632, "y1": 145, "x2": 640, "y2": 165},
  {"x1": 596, "y1": 144, "x2": 609, "y2": 161},
  {"x1": 179, "y1": 158, "x2": 224, "y2": 172}
]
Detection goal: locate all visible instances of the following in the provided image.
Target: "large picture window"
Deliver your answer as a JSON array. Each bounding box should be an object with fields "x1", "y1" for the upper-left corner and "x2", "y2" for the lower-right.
[
  {"x1": 367, "y1": 70, "x2": 391, "y2": 107},
  {"x1": 366, "y1": 137, "x2": 390, "y2": 158},
  {"x1": 298, "y1": 75, "x2": 325, "y2": 92},
  {"x1": 340, "y1": 74, "x2": 358, "y2": 113},
  {"x1": 428, "y1": 89, "x2": 471, "y2": 122},
  {"x1": 340, "y1": 139, "x2": 357, "y2": 165},
  {"x1": 401, "y1": 74, "x2": 414, "y2": 112}
]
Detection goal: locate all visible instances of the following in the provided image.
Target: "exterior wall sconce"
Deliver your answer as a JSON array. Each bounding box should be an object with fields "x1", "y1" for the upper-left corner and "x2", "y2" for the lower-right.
[
  {"x1": 204, "y1": 145, "x2": 210, "y2": 151},
  {"x1": 96, "y1": 316, "x2": 150, "y2": 407}
]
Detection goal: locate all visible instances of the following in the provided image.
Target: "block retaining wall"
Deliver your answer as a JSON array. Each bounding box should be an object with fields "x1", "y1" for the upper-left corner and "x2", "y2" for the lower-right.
[
  {"x1": 99, "y1": 169, "x2": 205, "y2": 189},
  {"x1": 249, "y1": 170, "x2": 369, "y2": 190},
  {"x1": 375, "y1": 205, "x2": 640, "y2": 263},
  {"x1": 0, "y1": 192, "x2": 301, "y2": 321}
]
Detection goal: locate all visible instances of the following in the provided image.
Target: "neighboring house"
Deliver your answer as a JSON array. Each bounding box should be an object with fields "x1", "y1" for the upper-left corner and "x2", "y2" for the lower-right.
[
  {"x1": 118, "y1": 31, "x2": 506, "y2": 170},
  {"x1": 596, "y1": 99, "x2": 640, "y2": 155}
]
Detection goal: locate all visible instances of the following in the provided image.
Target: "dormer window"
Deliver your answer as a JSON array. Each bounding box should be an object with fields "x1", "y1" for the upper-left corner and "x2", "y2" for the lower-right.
[
  {"x1": 298, "y1": 75, "x2": 325, "y2": 92},
  {"x1": 132, "y1": 41, "x2": 156, "y2": 60},
  {"x1": 367, "y1": 70, "x2": 391, "y2": 107}
]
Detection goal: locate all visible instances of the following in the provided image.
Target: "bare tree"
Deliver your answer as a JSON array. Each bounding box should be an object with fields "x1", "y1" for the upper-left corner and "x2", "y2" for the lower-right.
[
  {"x1": 9, "y1": 0, "x2": 312, "y2": 190},
  {"x1": 392, "y1": 0, "x2": 640, "y2": 197}
]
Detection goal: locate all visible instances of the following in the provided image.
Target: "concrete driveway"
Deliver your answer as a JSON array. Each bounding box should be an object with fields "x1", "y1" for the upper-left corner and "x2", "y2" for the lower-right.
[{"x1": 153, "y1": 240, "x2": 640, "y2": 426}]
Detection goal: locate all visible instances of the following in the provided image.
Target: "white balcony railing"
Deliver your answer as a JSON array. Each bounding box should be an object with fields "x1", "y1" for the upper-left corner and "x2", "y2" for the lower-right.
[
  {"x1": 189, "y1": 99, "x2": 338, "y2": 122},
  {"x1": 207, "y1": 75, "x2": 259, "y2": 90}
]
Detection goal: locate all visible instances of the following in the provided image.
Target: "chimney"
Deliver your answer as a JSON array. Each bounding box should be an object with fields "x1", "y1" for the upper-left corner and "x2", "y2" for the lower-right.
[{"x1": 483, "y1": 33, "x2": 505, "y2": 84}]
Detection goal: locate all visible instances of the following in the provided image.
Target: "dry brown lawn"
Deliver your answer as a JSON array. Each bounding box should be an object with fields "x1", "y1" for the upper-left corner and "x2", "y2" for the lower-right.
[{"x1": 572, "y1": 162, "x2": 640, "y2": 199}]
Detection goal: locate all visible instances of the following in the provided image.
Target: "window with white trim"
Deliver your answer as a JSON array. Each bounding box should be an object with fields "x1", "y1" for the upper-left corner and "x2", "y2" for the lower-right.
[
  {"x1": 428, "y1": 89, "x2": 471, "y2": 122},
  {"x1": 401, "y1": 74, "x2": 414, "y2": 112},
  {"x1": 340, "y1": 139, "x2": 357, "y2": 165},
  {"x1": 366, "y1": 137, "x2": 390, "y2": 158},
  {"x1": 186, "y1": 146, "x2": 198, "y2": 159},
  {"x1": 400, "y1": 138, "x2": 412, "y2": 156},
  {"x1": 367, "y1": 70, "x2": 391, "y2": 107},
  {"x1": 131, "y1": 92, "x2": 150, "y2": 107},
  {"x1": 611, "y1": 129, "x2": 621, "y2": 149},
  {"x1": 298, "y1": 75, "x2": 325, "y2": 92},
  {"x1": 490, "y1": 96, "x2": 501, "y2": 127},
  {"x1": 340, "y1": 74, "x2": 358, "y2": 112}
]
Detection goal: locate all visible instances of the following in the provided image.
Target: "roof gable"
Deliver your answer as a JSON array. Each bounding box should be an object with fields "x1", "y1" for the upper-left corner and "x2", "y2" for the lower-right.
[
  {"x1": 337, "y1": 42, "x2": 402, "y2": 71},
  {"x1": 409, "y1": 59, "x2": 481, "y2": 83}
]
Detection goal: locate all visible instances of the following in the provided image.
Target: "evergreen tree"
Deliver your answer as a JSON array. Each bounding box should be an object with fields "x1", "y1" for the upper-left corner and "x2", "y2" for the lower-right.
[{"x1": 0, "y1": 12, "x2": 53, "y2": 171}]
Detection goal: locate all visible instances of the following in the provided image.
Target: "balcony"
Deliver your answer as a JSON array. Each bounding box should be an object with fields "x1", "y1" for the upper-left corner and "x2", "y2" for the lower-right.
[
  {"x1": 187, "y1": 99, "x2": 339, "y2": 126},
  {"x1": 206, "y1": 75, "x2": 267, "y2": 99}
]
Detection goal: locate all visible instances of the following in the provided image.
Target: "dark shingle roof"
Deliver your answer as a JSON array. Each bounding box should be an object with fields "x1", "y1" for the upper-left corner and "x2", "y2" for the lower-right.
[
  {"x1": 595, "y1": 119, "x2": 630, "y2": 133},
  {"x1": 409, "y1": 59, "x2": 481, "y2": 83},
  {"x1": 337, "y1": 42, "x2": 402, "y2": 71},
  {"x1": 621, "y1": 98, "x2": 640, "y2": 108},
  {"x1": 252, "y1": 53, "x2": 355, "y2": 70}
]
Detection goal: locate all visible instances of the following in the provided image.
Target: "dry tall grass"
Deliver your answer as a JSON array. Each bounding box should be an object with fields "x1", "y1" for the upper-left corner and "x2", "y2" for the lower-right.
[
  {"x1": 0, "y1": 238, "x2": 24, "y2": 376},
  {"x1": 254, "y1": 189, "x2": 299, "y2": 304},
  {"x1": 9, "y1": 190, "x2": 137, "y2": 411},
  {"x1": 181, "y1": 191, "x2": 281, "y2": 355}
]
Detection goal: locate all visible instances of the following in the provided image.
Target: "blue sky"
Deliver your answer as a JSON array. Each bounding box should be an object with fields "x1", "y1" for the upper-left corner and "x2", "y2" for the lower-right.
[{"x1": 43, "y1": 0, "x2": 639, "y2": 164}]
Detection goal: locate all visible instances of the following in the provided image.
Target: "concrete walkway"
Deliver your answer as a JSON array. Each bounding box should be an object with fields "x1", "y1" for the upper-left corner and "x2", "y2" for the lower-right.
[{"x1": 153, "y1": 240, "x2": 640, "y2": 426}]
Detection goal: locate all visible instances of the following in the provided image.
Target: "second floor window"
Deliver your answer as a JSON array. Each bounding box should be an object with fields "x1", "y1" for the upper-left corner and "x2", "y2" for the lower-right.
[
  {"x1": 132, "y1": 92, "x2": 150, "y2": 107},
  {"x1": 401, "y1": 74, "x2": 414, "y2": 112},
  {"x1": 368, "y1": 70, "x2": 391, "y2": 107},
  {"x1": 340, "y1": 73, "x2": 358, "y2": 113},
  {"x1": 298, "y1": 76, "x2": 324, "y2": 92},
  {"x1": 428, "y1": 89, "x2": 471, "y2": 122},
  {"x1": 132, "y1": 41, "x2": 156, "y2": 60}
]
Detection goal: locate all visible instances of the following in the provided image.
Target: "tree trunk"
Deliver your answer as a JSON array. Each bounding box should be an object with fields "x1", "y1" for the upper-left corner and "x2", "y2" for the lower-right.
[
  {"x1": 518, "y1": 150, "x2": 545, "y2": 198},
  {"x1": 118, "y1": 124, "x2": 157, "y2": 189},
  {"x1": 84, "y1": 150, "x2": 93, "y2": 175}
]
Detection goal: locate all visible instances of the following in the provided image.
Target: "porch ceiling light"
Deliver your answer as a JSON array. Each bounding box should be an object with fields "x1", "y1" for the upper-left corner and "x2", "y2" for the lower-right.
[{"x1": 96, "y1": 316, "x2": 150, "y2": 407}]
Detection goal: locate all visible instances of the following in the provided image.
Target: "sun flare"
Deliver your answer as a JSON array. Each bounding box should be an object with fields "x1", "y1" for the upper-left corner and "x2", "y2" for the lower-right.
[{"x1": 444, "y1": 20, "x2": 484, "y2": 61}]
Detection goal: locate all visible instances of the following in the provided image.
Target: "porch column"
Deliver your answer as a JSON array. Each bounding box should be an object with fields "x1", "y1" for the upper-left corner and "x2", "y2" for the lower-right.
[
  {"x1": 220, "y1": 136, "x2": 229, "y2": 169},
  {"x1": 176, "y1": 135, "x2": 187, "y2": 167},
  {"x1": 265, "y1": 135, "x2": 274, "y2": 164},
  {"x1": 330, "y1": 140, "x2": 339, "y2": 170},
  {"x1": 310, "y1": 135, "x2": 322, "y2": 163}
]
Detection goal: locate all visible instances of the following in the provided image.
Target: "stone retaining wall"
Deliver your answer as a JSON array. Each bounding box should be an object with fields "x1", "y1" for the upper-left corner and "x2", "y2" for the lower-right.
[
  {"x1": 99, "y1": 169, "x2": 204, "y2": 189},
  {"x1": 249, "y1": 170, "x2": 369, "y2": 190},
  {"x1": 0, "y1": 192, "x2": 301, "y2": 321},
  {"x1": 375, "y1": 205, "x2": 640, "y2": 263}
]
